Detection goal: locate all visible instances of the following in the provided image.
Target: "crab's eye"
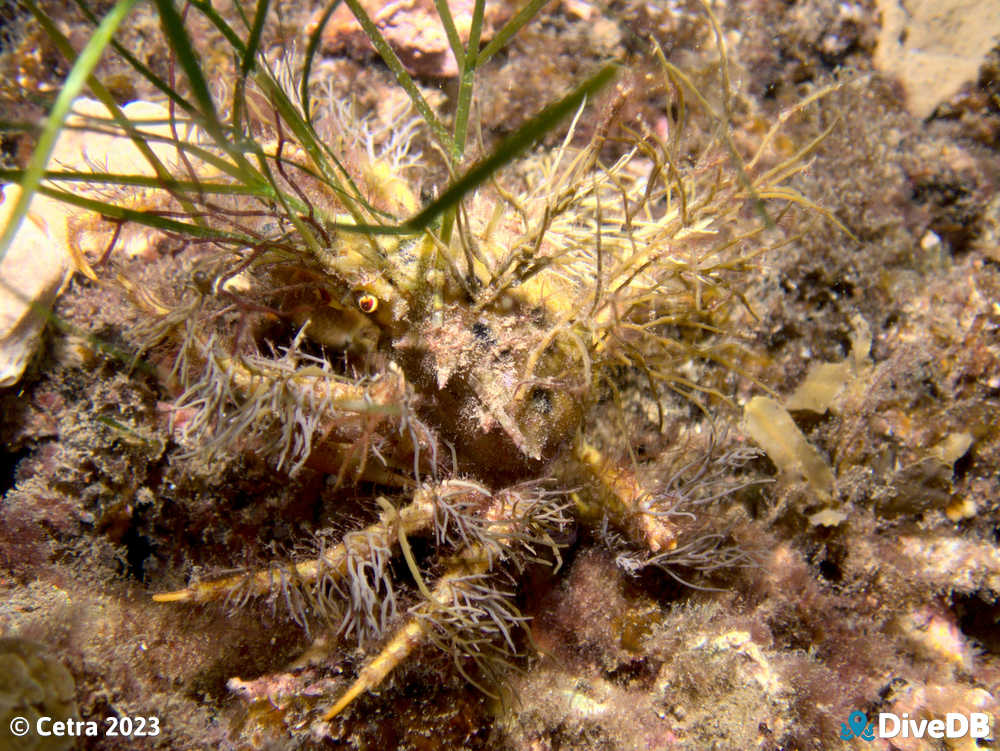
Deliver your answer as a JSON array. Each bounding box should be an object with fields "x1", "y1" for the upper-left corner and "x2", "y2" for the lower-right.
[
  {"x1": 357, "y1": 293, "x2": 378, "y2": 314},
  {"x1": 192, "y1": 270, "x2": 213, "y2": 295}
]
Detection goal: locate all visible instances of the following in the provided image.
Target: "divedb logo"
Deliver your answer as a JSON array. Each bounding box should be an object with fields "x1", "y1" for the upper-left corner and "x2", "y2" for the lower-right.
[{"x1": 840, "y1": 710, "x2": 993, "y2": 742}]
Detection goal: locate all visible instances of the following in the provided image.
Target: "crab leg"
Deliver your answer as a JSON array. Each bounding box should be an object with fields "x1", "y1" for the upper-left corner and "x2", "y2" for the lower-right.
[
  {"x1": 153, "y1": 488, "x2": 437, "y2": 604},
  {"x1": 322, "y1": 552, "x2": 491, "y2": 720},
  {"x1": 321, "y1": 484, "x2": 559, "y2": 720},
  {"x1": 572, "y1": 439, "x2": 679, "y2": 554}
]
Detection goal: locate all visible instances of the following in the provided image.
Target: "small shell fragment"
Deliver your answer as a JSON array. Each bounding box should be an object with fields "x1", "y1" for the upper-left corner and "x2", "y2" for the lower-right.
[
  {"x1": 809, "y1": 508, "x2": 848, "y2": 526},
  {"x1": 0, "y1": 183, "x2": 72, "y2": 387}
]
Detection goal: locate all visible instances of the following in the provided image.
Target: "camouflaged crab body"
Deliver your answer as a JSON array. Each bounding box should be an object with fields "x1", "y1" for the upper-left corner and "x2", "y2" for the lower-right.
[
  {"x1": 309, "y1": 234, "x2": 588, "y2": 470},
  {"x1": 216, "y1": 249, "x2": 583, "y2": 488},
  {"x1": 150, "y1": 152, "x2": 684, "y2": 724},
  {"x1": 146, "y1": 63, "x2": 841, "y2": 721}
]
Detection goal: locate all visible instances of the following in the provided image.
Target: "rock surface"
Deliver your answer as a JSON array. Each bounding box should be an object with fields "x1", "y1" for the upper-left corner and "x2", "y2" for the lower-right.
[
  {"x1": 874, "y1": 0, "x2": 1000, "y2": 118},
  {"x1": 309, "y1": 0, "x2": 511, "y2": 77}
]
